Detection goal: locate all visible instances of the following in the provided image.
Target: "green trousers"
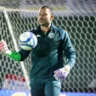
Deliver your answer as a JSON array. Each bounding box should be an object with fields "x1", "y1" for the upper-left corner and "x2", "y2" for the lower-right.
[{"x1": 30, "y1": 77, "x2": 61, "y2": 96}]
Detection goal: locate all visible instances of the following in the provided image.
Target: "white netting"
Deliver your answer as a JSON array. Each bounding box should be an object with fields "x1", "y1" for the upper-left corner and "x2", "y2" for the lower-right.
[{"x1": 0, "y1": 0, "x2": 96, "y2": 95}]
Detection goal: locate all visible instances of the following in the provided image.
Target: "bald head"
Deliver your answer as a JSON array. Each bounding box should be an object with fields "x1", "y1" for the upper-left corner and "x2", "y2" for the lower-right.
[{"x1": 40, "y1": 6, "x2": 53, "y2": 15}]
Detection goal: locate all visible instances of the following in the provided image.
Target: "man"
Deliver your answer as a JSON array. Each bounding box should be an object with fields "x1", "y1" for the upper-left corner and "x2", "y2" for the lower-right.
[{"x1": 0, "y1": 6, "x2": 76, "y2": 96}]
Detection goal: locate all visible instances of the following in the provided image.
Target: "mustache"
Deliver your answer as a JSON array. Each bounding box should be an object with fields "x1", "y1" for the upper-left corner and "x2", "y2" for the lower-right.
[{"x1": 39, "y1": 18, "x2": 45, "y2": 20}]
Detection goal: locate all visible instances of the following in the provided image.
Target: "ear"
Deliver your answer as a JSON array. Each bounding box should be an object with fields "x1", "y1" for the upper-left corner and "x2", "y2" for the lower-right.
[{"x1": 50, "y1": 15, "x2": 54, "y2": 20}]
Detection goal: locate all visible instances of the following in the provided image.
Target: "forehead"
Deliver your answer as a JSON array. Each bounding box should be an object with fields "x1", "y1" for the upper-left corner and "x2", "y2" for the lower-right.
[{"x1": 39, "y1": 8, "x2": 51, "y2": 14}]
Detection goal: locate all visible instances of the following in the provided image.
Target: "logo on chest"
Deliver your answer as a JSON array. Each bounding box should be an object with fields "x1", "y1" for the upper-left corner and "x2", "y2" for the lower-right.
[{"x1": 48, "y1": 32, "x2": 55, "y2": 39}]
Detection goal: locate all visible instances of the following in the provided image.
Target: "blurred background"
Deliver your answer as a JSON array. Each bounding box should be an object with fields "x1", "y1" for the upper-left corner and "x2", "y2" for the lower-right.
[{"x1": 0, "y1": 0, "x2": 96, "y2": 96}]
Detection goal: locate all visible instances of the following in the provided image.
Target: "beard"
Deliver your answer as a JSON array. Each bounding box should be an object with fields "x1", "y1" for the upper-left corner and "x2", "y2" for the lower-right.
[
  {"x1": 40, "y1": 23, "x2": 49, "y2": 27},
  {"x1": 39, "y1": 20, "x2": 50, "y2": 27}
]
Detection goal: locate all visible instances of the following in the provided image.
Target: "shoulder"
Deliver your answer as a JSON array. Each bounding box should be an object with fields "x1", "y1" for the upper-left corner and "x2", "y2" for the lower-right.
[
  {"x1": 53, "y1": 25, "x2": 68, "y2": 38},
  {"x1": 29, "y1": 29, "x2": 39, "y2": 35},
  {"x1": 52, "y1": 25, "x2": 66, "y2": 33}
]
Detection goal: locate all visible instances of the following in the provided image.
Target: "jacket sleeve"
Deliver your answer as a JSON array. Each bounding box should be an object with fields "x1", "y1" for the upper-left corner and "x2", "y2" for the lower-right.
[
  {"x1": 6, "y1": 49, "x2": 30, "y2": 61},
  {"x1": 62, "y1": 31, "x2": 76, "y2": 68},
  {"x1": 19, "y1": 49, "x2": 31, "y2": 61}
]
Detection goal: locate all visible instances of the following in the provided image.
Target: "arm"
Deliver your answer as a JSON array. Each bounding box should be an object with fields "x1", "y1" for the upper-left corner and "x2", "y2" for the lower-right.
[
  {"x1": 0, "y1": 40, "x2": 30, "y2": 61},
  {"x1": 63, "y1": 31, "x2": 76, "y2": 68},
  {"x1": 54, "y1": 31, "x2": 76, "y2": 82},
  {"x1": 7, "y1": 49, "x2": 30, "y2": 61}
]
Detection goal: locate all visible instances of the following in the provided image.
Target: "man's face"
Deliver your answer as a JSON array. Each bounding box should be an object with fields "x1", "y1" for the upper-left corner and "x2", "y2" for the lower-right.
[{"x1": 38, "y1": 8, "x2": 54, "y2": 26}]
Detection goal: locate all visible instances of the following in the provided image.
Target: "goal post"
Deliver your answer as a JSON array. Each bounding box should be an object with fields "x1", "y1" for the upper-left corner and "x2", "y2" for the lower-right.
[{"x1": 2, "y1": 7, "x2": 30, "y2": 90}]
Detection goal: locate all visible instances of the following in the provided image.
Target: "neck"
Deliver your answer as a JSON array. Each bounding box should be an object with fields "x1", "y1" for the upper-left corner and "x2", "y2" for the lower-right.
[{"x1": 40, "y1": 23, "x2": 51, "y2": 32}]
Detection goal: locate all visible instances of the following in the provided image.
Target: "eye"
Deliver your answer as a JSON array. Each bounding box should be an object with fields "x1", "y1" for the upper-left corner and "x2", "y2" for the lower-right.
[
  {"x1": 39, "y1": 13, "x2": 41, "y2": 16},
  {"x1": 43, "y1": 13, "x2": 47, "y2": 16},
  {"x1": 39, "y1": 13, "x2": 47, "y2": 16}
]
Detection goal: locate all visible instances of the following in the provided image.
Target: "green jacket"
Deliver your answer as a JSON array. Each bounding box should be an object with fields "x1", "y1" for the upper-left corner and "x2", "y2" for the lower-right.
[{"x1": 19, "y1": 24, "x2": 76, "y2": 79}]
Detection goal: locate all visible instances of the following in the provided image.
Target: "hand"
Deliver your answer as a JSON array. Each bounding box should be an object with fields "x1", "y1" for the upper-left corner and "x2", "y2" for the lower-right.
[
  {"x1": 0, "y1": 40, "x2": 11, "y2": 54},
  {"x1": 54, "y1": 65, "x2": 71, "y2": 82}
]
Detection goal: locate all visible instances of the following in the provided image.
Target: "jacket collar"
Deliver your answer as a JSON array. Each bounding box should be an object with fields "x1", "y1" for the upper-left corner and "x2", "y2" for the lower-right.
[{"x1": 37, "y1": 23, "x2": 56, "y2": 31}]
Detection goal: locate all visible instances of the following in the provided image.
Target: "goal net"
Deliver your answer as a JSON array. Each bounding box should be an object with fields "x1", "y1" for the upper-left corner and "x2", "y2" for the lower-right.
[{"x1": 0, "y1": 0, "x2": 96, "y2": 95}]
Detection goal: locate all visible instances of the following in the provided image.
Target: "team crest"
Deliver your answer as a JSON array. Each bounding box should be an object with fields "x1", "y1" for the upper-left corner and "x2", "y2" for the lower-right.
[{"x1": 48, "y1": 32, "x2": 55, "y2": 39}]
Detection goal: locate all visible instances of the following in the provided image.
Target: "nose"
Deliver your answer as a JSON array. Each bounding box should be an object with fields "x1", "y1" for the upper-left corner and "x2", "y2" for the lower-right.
[
  {"x1": 39, "y1": 15, "x2": 44, "y2": 20},
  {"x1": 39, "y1": 15, "x2": 44, "y2": 19}
]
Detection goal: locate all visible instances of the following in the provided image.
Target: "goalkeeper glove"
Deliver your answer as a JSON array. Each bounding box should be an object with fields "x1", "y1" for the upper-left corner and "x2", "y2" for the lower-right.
[
  {"x1": 0, "y1": 40, "x2": 11, "y2": 55},
  {"x1": 54, "y1": 65, "x2": 71, "y2": 82}
]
